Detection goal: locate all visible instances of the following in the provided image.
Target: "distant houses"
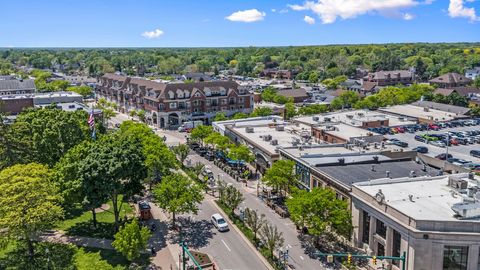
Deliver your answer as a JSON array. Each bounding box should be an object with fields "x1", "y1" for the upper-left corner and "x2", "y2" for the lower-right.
[{"x1": 429, "y1": 72, "x2": 472, "y2": 88}]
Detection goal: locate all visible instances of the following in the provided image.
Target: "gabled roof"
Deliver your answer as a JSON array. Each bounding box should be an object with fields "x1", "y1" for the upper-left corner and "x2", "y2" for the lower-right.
[
  {"x1": 369, "y1": 70, "x2": 412, "y2": 80},
  {"x1": 429, "y1": 73, "x2": 472, "y2": 85},
  {"x1": 276, "y1": 88, "x2": 308, "y2": 98},
  {"x1": 0, "y1": 79, "x2": 35, "y2": 91},
  {"x1": 433, "y1": 88, "x2": 455, "y2": 96}
]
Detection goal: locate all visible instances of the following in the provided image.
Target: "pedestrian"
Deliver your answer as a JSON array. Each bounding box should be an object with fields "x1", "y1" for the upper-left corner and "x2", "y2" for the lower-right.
[{"x1": 151, "y1": 247, "x2": 156, "y2": 255}]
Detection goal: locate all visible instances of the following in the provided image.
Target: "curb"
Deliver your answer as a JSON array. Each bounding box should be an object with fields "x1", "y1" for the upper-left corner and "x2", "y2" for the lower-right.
[{"x1": 209, "y1": 200, "x2": 275, "y2": 270}]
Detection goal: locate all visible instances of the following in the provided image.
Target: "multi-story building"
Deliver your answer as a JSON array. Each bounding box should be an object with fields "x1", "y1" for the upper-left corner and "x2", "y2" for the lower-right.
[
  {"x1": 363, "y1": 70, "x2": 414, "y2": 87},
  {"x1": 429, "y1": 73, "x2": 472, "y2": 88},
  {"x1": 0, "y1": 77, "x2": 36, "y2": 96},
  {"x1": 96, "y1": 73, "x2": 253, "y2": 128},
  {"x1": 352, "y1": 173, "x2": 480, "y2": 270}
]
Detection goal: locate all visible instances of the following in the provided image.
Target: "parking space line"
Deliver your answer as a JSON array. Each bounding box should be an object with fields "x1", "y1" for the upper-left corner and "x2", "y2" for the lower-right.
[{"x1": 221, "y1": 239, "x2": 232, "y2": 252}]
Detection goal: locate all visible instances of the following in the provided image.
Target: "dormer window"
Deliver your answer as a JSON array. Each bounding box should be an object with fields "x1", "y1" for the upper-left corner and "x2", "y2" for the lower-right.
[
  {"x1": 220, "y1": 88, "x2": 226, "y2": 95},
  {"x1": 204, "y1": 88, "x2": 211, "y2": 96},
  {"x1": 176, "y1": 89, "x2": 184, "y2": 99},
  {"x1": 184, "y1": 90, "x2": 190, "y2": 98},
  {"x1": 168, "y1": 90, "x2": 175, "y2": 99}
]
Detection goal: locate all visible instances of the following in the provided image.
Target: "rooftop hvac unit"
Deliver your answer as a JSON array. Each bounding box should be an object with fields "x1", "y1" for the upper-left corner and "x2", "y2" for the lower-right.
[
  {"x1": 264, "y1": 135, "x2": 272, "y2": 141},
  {"x1": 324, "y1": 117, "x2": 331, "y2": 122},
  {"x1": 312, "y1": 116, "x2": 320, "y2": 121},
  {"x1": 346, "y1": 114, "x2": 354, "y2": 119},
  {"x1": 448, "y1": 177, "x2": 468, "y2": 190},
  {"x1": 270, "y1": 139, "x2": 278, "y2": 145},
  {"x1": 357, "y1": 113, "x2": 365, "y2": 117},
  {"x1": 276, "y1": 125, "x2": 285, "y2": 131},
  {"x1": 245, "y1": 127, "x2": 254, "y2": 133},
  {"x1": 424, "y1": 107, "x2": 430, "y2": 112}
]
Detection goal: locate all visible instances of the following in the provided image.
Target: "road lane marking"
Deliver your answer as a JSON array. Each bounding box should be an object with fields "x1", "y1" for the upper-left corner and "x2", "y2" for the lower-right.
[{"x1": 221, "y1": 239, "x2": 232, "y2": 252}]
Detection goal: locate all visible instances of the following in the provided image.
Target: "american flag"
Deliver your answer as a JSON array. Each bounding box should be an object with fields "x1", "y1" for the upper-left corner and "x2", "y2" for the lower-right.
[{"x1": 88, "y1": 111, "x2": 95, "y2": 128}]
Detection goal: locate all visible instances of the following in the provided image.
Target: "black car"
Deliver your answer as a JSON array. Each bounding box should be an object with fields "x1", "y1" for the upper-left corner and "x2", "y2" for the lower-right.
[
  {"x1": 205, "y1": 151, "x2": 215, "y2": 161},
  {"x1": 392, "y1": 140, "x2": 408, "y2": 147},
  {"x1": 471, "y1": 150, "x2": 480, "y2": 158},
  {"x1": 413, "y1": 146, "x2": 428, "y2": 153},
  {"x1": 196, "y1": 147, "x2": 208, "y2": 156}
]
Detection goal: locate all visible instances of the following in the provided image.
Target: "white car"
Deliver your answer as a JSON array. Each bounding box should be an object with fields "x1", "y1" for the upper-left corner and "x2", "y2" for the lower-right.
[{"x1": 211, "y1": 213, "x2": 229, "y2": 232}]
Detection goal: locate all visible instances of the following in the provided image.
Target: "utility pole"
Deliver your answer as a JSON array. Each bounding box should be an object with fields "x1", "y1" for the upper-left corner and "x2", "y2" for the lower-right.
[{"x1": 443, "y1": 132, "x2": 450, "y2": 172}]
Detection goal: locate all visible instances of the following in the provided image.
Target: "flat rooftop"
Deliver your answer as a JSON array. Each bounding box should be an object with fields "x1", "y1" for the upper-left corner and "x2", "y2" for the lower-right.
[
  {"x1": 294, "y1": 109, "x2": 416, "y2": 127},
  {"x1": 314, "y1": 123, "x2": 382, "y2": 140},
  {"x1": 0, "y1": 91, "x2": 83, "y2": 100},
  {"x1": 379, "y1": 104, "x2": 457, "y2": 122},
  {"x1": 229, "y1": 122, "x2": 320, "y2": 155},
  {"x1": 279, "y1": 143, "x2": 404, "y2": 158},
  {"x1": 354, "y1": 173, "x2": 479, "y2": 222},
  {"x1": 213, "y1": 115, "x2": 284, "y2": 135}
]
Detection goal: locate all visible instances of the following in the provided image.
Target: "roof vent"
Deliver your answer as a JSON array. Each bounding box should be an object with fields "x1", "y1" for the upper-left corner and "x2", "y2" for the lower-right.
[
  {"x1": 410, "y1": 171, "x2": 416, "y2": 178},
  {"x1": 371, "y1": 165, "x2": 376, "y2": 172},
  {"x1": 270, "y1": 139, "x2": 278, "y2": 146},
  {"x1": 408, "y1": 194, "x2": 415, "y2": 202},
  {"x1": 245, "y1": 127, "x2": 254, "y2": 133},
  {"x1": 312, "y1": 116, "x2": 320, "y2": 121},
  {"x1": 276, "y1": 125, "x2": 285, "y2": 131},
  {"x1": 386, "y1": 171, "x2": 391, "y2": 178}
]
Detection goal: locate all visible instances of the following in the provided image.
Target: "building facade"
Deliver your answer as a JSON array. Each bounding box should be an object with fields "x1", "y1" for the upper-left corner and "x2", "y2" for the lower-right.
[
  {"x1": 364, "y1": 70, "x2": 414, "y2": 87},
  {"x1": 352, "y1": 173, "x2": 480, "y2": 270},
  {"x1": 96, "y1": 74, "x2": 253, "y2": 128}
]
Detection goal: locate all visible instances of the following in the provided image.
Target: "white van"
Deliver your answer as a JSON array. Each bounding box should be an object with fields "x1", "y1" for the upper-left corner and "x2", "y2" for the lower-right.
[{"x1": 211, "y1": 213, "x2": 229, "y2": 232}]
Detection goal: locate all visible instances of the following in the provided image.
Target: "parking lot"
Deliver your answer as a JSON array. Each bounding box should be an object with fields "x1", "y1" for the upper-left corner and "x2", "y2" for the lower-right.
[{"x1": 384, "y1": 123, "x2": 480, "y2": 168}]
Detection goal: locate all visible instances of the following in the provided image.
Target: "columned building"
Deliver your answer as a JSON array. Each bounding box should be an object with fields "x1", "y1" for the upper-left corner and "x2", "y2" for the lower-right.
[{"x1": 96, "y1": 73, "x2": 253, "y2": 129}]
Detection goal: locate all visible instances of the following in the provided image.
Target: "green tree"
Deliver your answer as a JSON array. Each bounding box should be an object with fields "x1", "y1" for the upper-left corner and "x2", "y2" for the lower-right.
[
  {"x1": 67, "y1": 85, "x2": 93, "y2": 97},
  {"x1": 79, "y1": 134, "x2": 147, "y2": 231},
  {"x1": 331, "y1": 91, "x2": 360, "y2": 110},
  {"x1": 220, "y1": 185, "x2": 244, "y2": 213},
  {"x1": 251, "y1": 107, "x2": 273, "y2": 117},
  {"x1": 228, "y1": 144, "x2": 254, "y2": 163},
  {"x1": 474, "y1": 77, "x2": 480, "y2": 88},
  {"x1": 244, "y1": 208, "x2": 266, "y2": 244},
  {"x1": 153, "y1": 173, "x2": 204, "y2": 225},
  {"x1": 286, "y1": 188, "x2": 352, "y2": 238},
  {"x1": 136, "y1": 110, "x2": 146, "y2": 123},
  {"x1": 129, "y1": 110, "x2": 137, "y2": 119},
  {"x1": 112, "y1": 219, "x2": 151, "y2": 262},
  {"x1": 204, "y1": 132, "x2": 231, "y2": 150},
  {"x1": 190, "y1": 125, "x2": 213, "y2": 145},
  {"x1": 173, "y1": 144, "x2": 190, "y2": 163},
  {"x1": 214, "y1": 112, "x2": 228, "y2": 122},
  {"x1": 261, "y1": 87, "x2": 277, "y2": 102},
  {"x1": 284, "y1": 102, "x2": 297, "y2": 119},
  {"x1": 232, "y1": 112, "x2": 249, "y2": 120},
  {"x1": 259, "y1": 223, "x2": 284, "y2": 259},
  {"x1": 0, "y1": 163, "x2": 63, "y2": 259},
  {"x1": 262, "y1": 160, "x2": 296, "y2": 195}
]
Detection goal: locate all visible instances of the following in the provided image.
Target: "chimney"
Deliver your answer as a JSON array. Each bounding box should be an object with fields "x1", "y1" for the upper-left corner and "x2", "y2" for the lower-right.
[{"x1": 386, "y1": 171, "x2": 391, "y2": 178}]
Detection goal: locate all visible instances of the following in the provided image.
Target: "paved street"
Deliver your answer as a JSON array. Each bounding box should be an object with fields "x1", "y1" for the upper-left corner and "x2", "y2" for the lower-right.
[
  {"x1": 385, "y1": 125, "x2": 480, "y2": 163},
  {"x1": 189, "y1": 153, "x2": 327, "y2": 270}
]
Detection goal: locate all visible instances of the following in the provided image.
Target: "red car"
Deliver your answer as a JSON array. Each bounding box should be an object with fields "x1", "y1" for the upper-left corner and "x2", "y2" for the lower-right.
[
  {"x1": 450, "y1": 138, "x2": 459, "y2": 146},
  {"x1": 428, "y1": 124, "x2": 440, "y2": 130},
  {"x1": 395, "y1": 127, "x2": 405, "y2": 133}
]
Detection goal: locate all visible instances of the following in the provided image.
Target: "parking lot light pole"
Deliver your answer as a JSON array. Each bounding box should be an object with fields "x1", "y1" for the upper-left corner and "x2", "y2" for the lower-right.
[{"x1": 443, "y1": 132, "x2": 450, "y2": 172}]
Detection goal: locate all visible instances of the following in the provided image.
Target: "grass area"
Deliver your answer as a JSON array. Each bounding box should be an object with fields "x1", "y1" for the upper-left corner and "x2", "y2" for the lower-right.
[
  {"x1": 0, "y1": 242, "x2": 150, "y2": 270},
  {"x1": 56, "y1": 196, "x2": 134, "y2": 239},
  {"x1": 215, "y1": 200, "x2": 284, "y2": 270}
]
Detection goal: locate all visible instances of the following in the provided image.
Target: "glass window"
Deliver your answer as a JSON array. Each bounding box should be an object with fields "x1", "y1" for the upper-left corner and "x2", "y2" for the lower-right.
[
  {"x1": 377, "y1": 243, "x2": 385, "y2": 257},
  {"x1": 362, "y1": 211, "x2": 370, "y2": 244},
  {"x1": 376, "y1": 219, "x2": 387, "y2": 239},
  {"x1": 169, "y1": 102, "x2": 177, "y2": 109},
  {"x1": 392, "y1": 230, "x2": 401, "y2": 267},
  {"x1": 443, "y1": 246, "x2": 468, "y2": 270}
]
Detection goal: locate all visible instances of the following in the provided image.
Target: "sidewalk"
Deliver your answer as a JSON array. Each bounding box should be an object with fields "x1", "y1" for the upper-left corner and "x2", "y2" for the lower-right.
[{"x1": 39, "y1": 230, "x2": 114, "y2": 250}]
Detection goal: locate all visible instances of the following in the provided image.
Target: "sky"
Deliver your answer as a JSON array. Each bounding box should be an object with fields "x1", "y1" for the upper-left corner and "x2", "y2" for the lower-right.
[{"x1": 0, "y1": 0, "x2": 479, "y2": 47}]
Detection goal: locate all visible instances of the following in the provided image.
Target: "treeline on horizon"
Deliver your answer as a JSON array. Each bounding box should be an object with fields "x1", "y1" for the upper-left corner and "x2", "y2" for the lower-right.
[{"x1": 1, "y1": 43, "x2": 480, "y2": 82}]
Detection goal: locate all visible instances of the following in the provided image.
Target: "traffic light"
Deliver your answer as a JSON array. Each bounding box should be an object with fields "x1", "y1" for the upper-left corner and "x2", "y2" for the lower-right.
[
  {"x1": 347, "y1": 253, "x2": 352, "y2": 264},
  {"x1": 372, "y1": 256, "x2": 377, "y2": 265}
]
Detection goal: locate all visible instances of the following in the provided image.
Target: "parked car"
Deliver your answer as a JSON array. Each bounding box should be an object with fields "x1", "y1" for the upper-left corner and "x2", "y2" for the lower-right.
[
  {"x1": 430, "y1": 140, "x2": 446, "y2": 148},
  {"x1": 211, "y1": 213, "x2": 229, "y2": 232},
  {"x1": 415, "y1": 135, "x2": 427, "y2": 142},
  {"x1": 428, "y1": 124, "x2": 440, "y2": 131},
  {"x1": 413, "y1": 146, "x2": 429, "y2": 153},
  {"x1": 391, "y1": 140, "x2": 408, "y2": 147},
  {"x1": 471, "y1": 150, "x2": 480, "y2": 158},
  {"x1": 436, "y1": 153, "x2": 453, "y2": 160}
]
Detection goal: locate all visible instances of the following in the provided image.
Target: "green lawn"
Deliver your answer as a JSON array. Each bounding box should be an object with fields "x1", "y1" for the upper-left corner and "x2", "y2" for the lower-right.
[{"x1": 56, "y1": 197, "x2": 135, "y2": 239}]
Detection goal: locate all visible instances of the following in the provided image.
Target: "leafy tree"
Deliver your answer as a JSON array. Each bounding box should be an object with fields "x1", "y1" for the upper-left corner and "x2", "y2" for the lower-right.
[
  {"x1": 129, "y1": 110, "x2": 137, "y2": 119},
  {"x1": 284, "y1": 102, "x2": 297, "y2": 119},
  {"x1": 136, "y1": 110, "x2": 146, "y2": 123},
  {"x1": 330, "y1": 91, "x2": 360, "y2": 110},
  {"x1": 297, "y1": 104, "x2": 329, "y2": 115},
  {"x1": 474, "y1": 77, "x2": 480, "y2": 88},
  {"x1": 153, "y1": 173, "x2": 204, "y2": 225},
  {"x1": 220, "y1": 185, "x2": 244, "y2": 213},
  {"x1": 261, "y1": 87, "x2": 277, "y2": 102},
  {"x1": 286, "y1": 188, "x2": 352, "y2": 239},
  {"x1": 232, "y1": 112, "x2": 249, "y2": 119},
  {"x1": 244, "y1": 208, "x2": 266, "y2": 243},
  {"x1": 213, "y1": 112, "x2": 228, "y2": 122},
  {"x1": 78, "y1": 134, "x2": 147, "y2": 231},
  {"x1": 228, "y1": 144, "x2": 254, "y2": 163},
  {"x1": 173, "y1": 144, "x2": 190, "y2": 163},
  {"x1": 251, "y1": 107, "x2": 273, "y2": 117},
  {"x1": 190, "y1": 125, "x2": 213, "y2": 145},
  {"x1": 8, "y1": 108, "x2": 92, "y2": 167},
  {"x1": 0, "y1": 163, "x2": 63, "y2": 259},
  {"x1": 259, "y1": 223, "x2": 284, "y2": 259},
  {"x1": 204, "y1": 132, "x2": 231, "y2": 150},
  {"x1": 112, "y1": 219, "x2": 151, "y2": 262},
  {"x1": 67, "y1": 85, "x2": 93, "y2": 97},
  {"x1": 262, "y1": 160, "x2": 296, "y2": 195}
]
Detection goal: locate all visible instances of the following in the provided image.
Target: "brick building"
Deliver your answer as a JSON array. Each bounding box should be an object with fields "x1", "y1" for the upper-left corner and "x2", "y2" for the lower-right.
[{"x1": 96, "y1": 74, "x2": 253, "y2": 128}]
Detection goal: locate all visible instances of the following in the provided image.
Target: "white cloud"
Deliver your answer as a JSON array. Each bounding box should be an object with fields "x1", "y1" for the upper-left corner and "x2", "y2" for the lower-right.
[
  {"x1": 226, "y1": 9, "x2": 266, "y2": 22},
  {"x1": 271, "y1": 9, "x2": 277, "y2": 13},
  {"x1": 304, "y1": 15, "x2": 316, "y2": 24},
  {"x1": 403, "y1": 12, "x2": 415, "y2": 20},
  {"x1": 448, "y1": 0, "x2": 479, "y2": 21},
  {"x1": 279, "y1": 9, "x2": 290, "y2": 14},
  {"x1": 141, "y1": 29, "x2": 164, "y2": 39},
  {"x1": 288, "y1": 0, "x2": 423, "y2": 24}
]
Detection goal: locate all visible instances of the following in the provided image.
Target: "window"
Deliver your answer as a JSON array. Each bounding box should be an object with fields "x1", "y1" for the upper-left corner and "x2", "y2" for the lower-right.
[
  {"x1": 169, "y1": 102, "x2": 177, "y2": 109},
  {"x1": 376, "y1": 219, "x2": 387, "y2": 239},
  {"x1": 168, "y1": 91, "x2": 175, "y2": 99},
  {"x1": 239, "y1": 97, "x2": 244, "y2": 103},
  {"x1": 443, "y1": 246, "x2": 468, "y2": 270},
  {"x1": 362, "y1": 211, "x2": 370, "y2": 244},
  {"x1": 221, "y1": 99, "x2": 227, "y2": 105},
  {"x1": 377, "y1": 243, "x2": 385, "y2": 257},
  {"x1": 392, "y1": 230, "x2": 401, "y2": 267}
]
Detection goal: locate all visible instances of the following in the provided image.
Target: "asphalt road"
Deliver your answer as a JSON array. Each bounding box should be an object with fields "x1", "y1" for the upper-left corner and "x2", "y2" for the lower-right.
[
  {"x1": 385, "y1": 125, "x2": 480, "y2": 163},
  {"x1": 189, "y1": 153, "x2": 328, "y2": 270}
]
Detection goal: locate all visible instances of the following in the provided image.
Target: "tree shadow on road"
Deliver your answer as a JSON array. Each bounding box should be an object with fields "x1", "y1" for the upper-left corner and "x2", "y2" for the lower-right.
[
  {"x1": 167, "y1": 217, "x2": 215, "y2": 249},
  {"x1": 148, "y1": 219, "x2": 168, "y2": 250}
]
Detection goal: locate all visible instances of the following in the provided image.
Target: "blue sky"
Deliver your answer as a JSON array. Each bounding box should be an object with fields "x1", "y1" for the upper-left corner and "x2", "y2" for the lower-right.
[{"x1": 0, "y1": 0, "x2": 479, "y2": 47}]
